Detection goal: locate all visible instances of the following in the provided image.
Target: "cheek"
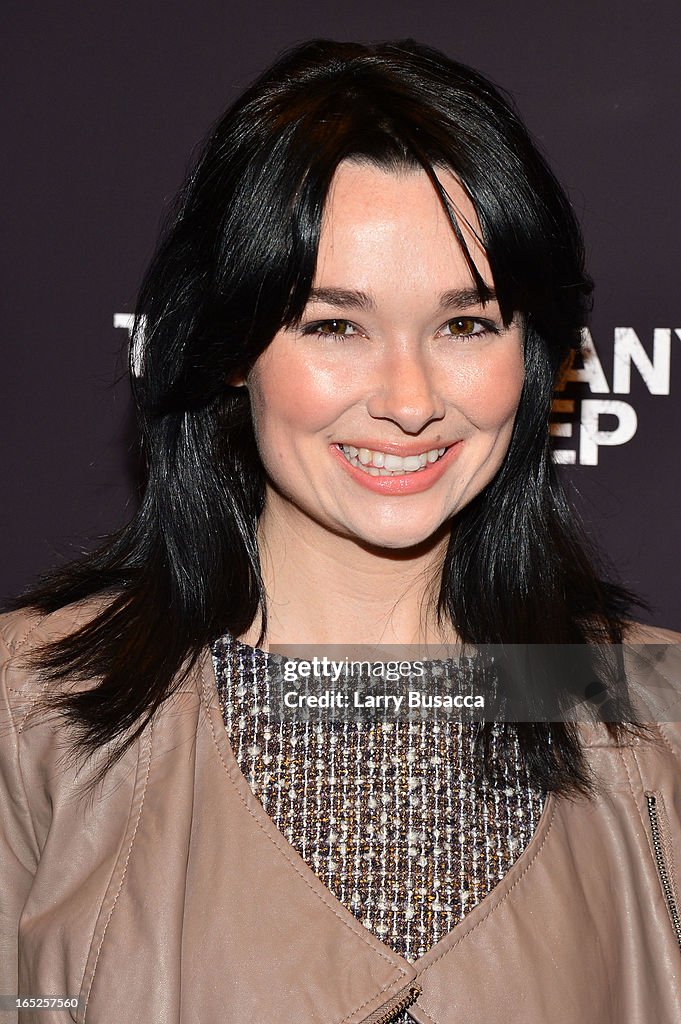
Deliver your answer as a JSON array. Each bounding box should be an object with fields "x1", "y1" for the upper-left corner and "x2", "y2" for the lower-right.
[
  {"x1": 247, "y1": 353, "x2": 346, "y2": 446},
  {"x1": 454, "y1": 344, "x2": 525, "y2": 430}
]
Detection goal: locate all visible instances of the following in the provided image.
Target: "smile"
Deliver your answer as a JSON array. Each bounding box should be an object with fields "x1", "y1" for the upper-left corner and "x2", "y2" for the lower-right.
[{"x1": 338, "y1": 444, "x2": 447, "y2": 476}]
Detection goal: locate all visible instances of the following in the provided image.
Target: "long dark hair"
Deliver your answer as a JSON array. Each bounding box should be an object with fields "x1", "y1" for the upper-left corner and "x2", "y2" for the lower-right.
[{"x1": 7, "y1": 38, "x2": 648, "y2": 798}]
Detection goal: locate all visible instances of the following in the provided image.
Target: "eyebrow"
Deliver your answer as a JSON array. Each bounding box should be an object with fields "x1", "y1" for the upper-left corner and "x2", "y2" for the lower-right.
[{"x1": 306, "y1": 286, "x2": 497, "y2": 313}]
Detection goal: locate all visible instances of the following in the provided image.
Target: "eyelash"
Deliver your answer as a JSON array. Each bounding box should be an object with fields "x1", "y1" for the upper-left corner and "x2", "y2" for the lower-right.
[{"x1": 299, "y1": 317, "x2": 500, "y2": 341}]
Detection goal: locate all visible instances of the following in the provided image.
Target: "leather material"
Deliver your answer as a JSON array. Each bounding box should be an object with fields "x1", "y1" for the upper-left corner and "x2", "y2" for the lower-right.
[{"x1": 1, "y1": 601, "x2": 681, "y2": 1023}]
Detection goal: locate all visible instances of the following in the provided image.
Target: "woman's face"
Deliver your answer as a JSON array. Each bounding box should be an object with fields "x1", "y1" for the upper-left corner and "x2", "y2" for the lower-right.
[{"x1": 242, "y1": 160, "x2": 525, "y2": 551}]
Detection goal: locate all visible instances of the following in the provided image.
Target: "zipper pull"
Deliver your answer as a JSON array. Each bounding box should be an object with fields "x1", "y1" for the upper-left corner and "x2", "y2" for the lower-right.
[{"x1": 360, "y1": 982, "x2": 422, "y2": 1024}]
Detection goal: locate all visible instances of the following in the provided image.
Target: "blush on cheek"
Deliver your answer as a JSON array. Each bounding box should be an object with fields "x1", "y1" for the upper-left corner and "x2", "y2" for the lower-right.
[
  {"x1": 247, "y1": 369, "x2": 335, "y2": 468},
  {"x1": 463, "y1": 363, "x2": 525, "y2": 429}
]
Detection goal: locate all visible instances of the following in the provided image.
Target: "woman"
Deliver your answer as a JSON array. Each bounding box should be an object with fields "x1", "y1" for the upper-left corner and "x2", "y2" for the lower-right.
[{"x1": 2, "y1": 38, "x2": 680, "y2": 1024}]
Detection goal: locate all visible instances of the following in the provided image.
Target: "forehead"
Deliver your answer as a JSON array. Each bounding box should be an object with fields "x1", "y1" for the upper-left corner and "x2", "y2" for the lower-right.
[{"x1": 315, "y1": 160, "x2": 491, "y2": 290}]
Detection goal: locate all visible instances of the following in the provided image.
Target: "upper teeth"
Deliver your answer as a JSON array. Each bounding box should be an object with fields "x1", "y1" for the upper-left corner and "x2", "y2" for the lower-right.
[{"x1": 340, "y1": 445, "x2": 447, "y2": 474}]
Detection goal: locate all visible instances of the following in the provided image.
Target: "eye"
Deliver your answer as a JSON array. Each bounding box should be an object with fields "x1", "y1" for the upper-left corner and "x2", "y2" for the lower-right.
[
  {"x1": 301, "y1": 319, "x2": 359, "y2": 340},
  {"x1": 438, "y1": 317, "x2": 498, "y2": 340}
]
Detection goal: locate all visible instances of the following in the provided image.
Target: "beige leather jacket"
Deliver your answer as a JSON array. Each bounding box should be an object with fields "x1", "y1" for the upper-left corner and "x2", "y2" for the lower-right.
[{"x1": 1, "y1": 601, "x2": 681, "y2": 1024}]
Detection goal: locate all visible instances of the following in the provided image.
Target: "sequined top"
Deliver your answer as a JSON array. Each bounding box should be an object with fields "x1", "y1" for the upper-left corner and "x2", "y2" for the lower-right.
[{"x1": 212, "y1": 635, "x2": 546, "y2": 1021}]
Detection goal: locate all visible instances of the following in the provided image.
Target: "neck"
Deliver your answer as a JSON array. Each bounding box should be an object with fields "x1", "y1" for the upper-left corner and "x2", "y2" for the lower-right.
[{"x1": 238, "y1": 501, "x2": 455, "y2": 650}]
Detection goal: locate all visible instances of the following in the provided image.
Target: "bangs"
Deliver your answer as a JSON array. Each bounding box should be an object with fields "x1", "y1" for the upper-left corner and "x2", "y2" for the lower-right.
[{"x1": 269, "y1": 119, "x2": 519, "y2": 338}]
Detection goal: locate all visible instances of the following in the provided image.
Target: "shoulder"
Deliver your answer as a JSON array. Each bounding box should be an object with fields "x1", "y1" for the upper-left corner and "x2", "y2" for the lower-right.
[
  {"x1": 618, "y1": 618, "x2": 681, "y2": 756},
  {"x1": 0, "y1": 601, "x2": 89, "y2": 657},
  {"x1": 0, "y1": 595, "x2": 115, "y2": 652},
  {"x1": 622, "y1": 619, "x2": 681, "y2": 645},
  {"x1": 0, "y1": 594, "x2": 140, "y2": 818},
  {"x1": 0, "y1": 596, "x2": 115, "y2": 705}
]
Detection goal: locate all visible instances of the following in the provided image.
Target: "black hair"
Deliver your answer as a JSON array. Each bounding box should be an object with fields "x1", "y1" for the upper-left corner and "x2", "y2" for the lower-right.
[{"x1": 7, "y1": 38, "x2": 649, "y2": 798}]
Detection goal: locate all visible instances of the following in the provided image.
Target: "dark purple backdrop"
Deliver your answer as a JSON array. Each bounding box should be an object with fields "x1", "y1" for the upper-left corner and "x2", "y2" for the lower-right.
[{"x1": 3, "y1": 1, "x2": 680, "y2": 628}]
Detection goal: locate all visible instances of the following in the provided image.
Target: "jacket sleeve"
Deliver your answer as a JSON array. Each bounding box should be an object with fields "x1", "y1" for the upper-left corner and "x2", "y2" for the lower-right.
[{"x1": 0, "y1": 627, "x2": 40, "y2": 1005}]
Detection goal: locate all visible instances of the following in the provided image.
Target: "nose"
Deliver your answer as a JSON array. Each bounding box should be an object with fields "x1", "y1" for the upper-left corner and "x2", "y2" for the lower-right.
[{"x1": 365, "y1": 343, "x2": 446, "y2": 434}]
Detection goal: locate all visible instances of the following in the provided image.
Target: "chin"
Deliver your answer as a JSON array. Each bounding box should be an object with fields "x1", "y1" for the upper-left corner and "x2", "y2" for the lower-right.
[{"x1": 341, "y1": 519, "x2": 451, "y2": 552}]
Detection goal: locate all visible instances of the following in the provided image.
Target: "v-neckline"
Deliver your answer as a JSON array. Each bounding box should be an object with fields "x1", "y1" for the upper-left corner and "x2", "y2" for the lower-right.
[{"x1": 199, "y1": 642, "x2": 558, "y2": 977}]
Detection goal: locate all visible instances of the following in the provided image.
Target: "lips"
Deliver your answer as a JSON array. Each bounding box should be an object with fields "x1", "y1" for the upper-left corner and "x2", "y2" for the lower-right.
[
  {"x1": 338, "y1": 444, "x2": 448, "y2": 476},
  {"x1": 331, "y1": 440, "x2": 462, "y2": 495}
]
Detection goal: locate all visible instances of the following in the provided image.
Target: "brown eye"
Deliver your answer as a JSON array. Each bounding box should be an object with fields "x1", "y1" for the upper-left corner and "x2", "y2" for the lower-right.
[
  {"x1": 445, "y1": 318, "x2": 480, "y2": 337},
  {"x1": 300, "y1": 318, "x2": 360, "y2": 341},
  {"x1": 319, "y1": 319, "x2": 352, "y2": 336}
]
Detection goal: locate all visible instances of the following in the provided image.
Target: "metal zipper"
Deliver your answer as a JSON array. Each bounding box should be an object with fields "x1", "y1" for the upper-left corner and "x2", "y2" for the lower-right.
[
  {"x1": 360, "y1": 982, "x2": 422, "y2": 1024},
  {"x1": 645, "y1": 793, "x2": 681, "y2": 952}
]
